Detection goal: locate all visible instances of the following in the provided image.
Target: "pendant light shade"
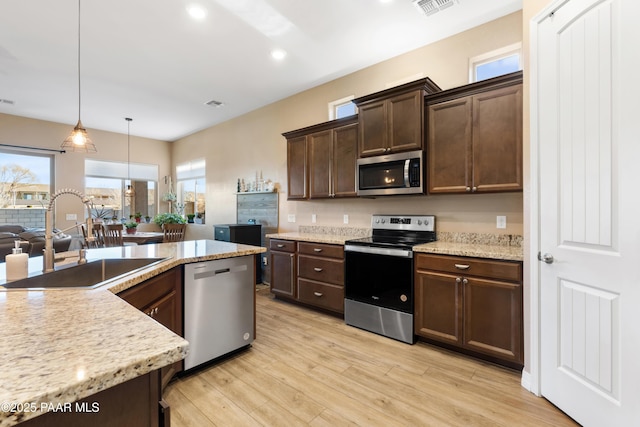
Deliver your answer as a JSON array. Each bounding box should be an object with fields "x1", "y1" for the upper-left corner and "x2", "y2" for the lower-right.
[
  {"x1": 124, "y1": 118, "x2": 134, "y2": 198},
  {"x1": 61, "y1": 0, "x2": 96, "y2": 153}
]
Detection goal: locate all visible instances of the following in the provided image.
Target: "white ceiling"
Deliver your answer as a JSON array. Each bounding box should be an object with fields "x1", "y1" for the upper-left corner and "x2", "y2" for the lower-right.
[{"x1": 0, "y1": 0, "x2": 522, "y2": 142}]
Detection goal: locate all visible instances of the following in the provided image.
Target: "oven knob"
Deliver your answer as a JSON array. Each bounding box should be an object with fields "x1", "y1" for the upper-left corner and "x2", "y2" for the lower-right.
[
  {"x1": 423, "y1": 219, "x2": 430, "y2": 226},
  {"x1": 417, "y1": 220, "x2": 422, "y2": 225},
  {"x1": 375, "y1": 219, "x2": 380, "y2": 224},
  {"x1": 381, "y1": 219, "x2": 386, "y2": 223}
]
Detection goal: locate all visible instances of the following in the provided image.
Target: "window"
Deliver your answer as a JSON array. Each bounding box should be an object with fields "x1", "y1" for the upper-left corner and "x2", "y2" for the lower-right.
[
  {"x1": 85, "y1": 159, "x2": 158, "y2": 220},
  {"x1": 176, "y1": 159, "x2": 205, "y2": 223},
  {"x1": 469, "y1": 43, "x2": 522, "y2": 83},
  {"x1": 328, "y1": 96, "x2": 357, "y2": 120},
  {"x1": 0, "y1": 149, "x2": 52, "y2": 208}
]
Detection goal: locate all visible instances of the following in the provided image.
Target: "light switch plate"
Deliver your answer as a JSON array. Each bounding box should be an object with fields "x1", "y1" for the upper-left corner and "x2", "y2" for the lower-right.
[
  {"x1": 287, "y1": 214, "x2": 296, "y2": 223},
  {"x1": 496, "y1": 215, "x2": 507, "y2": 229},
  {"x1": 343, "y1": 214, "x2": 349, "y2": 224},
  {"x1": 311, "y1": 214, "x2": 317, "y2": 223}
]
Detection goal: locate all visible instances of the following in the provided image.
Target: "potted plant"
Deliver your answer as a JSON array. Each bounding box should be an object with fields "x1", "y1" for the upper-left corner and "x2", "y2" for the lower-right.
[
  {"x1": 124, "y1": 221, "x2": 138, "y2": 234},
  {"x1": 187, "y1": 214, "x2": 195, "y2": 223},
  {"x1": 144, "y1": 215, "x2": 151, "y2": 223},
  {"x1": 134, "y1": 212, "x2": 142, "y2": 223},
  {"x1": 194, "y1": 212, "x2": 204, "y2": 224},
  {"x1": 153, "y1": 212, "x2": 186, "y2": 228}
]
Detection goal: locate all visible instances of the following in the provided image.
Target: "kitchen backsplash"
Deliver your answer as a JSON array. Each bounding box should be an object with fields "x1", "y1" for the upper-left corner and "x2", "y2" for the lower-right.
[
  {"x1": 298, "y1": 225, "x2": 371, "y2": 238},
  {"x1": 436, "y1": 231, "x2": 523, "y2": 247}
]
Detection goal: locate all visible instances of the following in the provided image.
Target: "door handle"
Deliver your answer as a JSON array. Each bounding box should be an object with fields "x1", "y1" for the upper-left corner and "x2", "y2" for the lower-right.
[
  {"x1": 454, "y1": 264, "x2": 470, "y2": 270},
  {"x1": 313, "y1": 292, "x2": 323, "y2": 297},
  {"x1": 314, "y1": 267, "x2": 323, "y2": 272},
  {"x1": 538, "y1": 252, "x2": 554, "y2": 264}
]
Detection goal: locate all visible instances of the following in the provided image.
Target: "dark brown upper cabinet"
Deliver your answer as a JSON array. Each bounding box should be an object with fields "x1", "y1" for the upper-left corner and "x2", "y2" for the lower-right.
[
  {"x1": 426, "y1": 71, "x2": 523, "y2": 194},
  {"x1": 353, "y1": 78, "x2": 441, "y2": 158},
  {"x1": 283, "y1": 116, "x2": 358, "y2": 200}
]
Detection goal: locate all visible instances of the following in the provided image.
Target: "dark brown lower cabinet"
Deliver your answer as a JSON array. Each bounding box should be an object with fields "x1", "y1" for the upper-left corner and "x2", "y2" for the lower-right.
[
  {"x1": 118, "y1": 266, "x2": 183, "y2": 389},
  {"x1": 415, "y1": 253, "x2": 523, "y2": 369},
  {"x1": 269, "y1": 239, "x2": 297, "y2": 299},
  {"x1": 18, "y1": 370, "x2": 169, "y2": 427}
]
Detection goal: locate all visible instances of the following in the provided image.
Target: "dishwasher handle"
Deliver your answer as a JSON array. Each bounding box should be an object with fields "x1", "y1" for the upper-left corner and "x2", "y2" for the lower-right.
[{"x1": 193, "y1": 264, "x2": 247, "y2": 280}]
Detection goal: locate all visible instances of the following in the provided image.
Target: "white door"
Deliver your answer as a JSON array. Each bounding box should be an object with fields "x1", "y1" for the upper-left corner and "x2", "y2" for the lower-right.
[{"x1": 534, "y1": 0, "x2": 640, "y2": 425}]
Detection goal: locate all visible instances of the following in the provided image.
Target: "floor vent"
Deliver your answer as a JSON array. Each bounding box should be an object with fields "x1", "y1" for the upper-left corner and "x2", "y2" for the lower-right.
[{"x1": 412, "y1": 0, "x2": 458, "y2": 16}]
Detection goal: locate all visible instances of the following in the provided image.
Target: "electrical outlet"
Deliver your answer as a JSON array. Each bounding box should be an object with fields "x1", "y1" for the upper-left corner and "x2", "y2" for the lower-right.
[
  {"x1": 496, "y1": 216, "x2": 507, "y2": 229},
  {"x1": 311, "y1": 214, "x2": 317, "y2": 223},
  {"x1": 263, "y1": 256, "x2": 268, "y2": 266},
  {"x1": 287, "y1": 214, "x2": 296, "y2": 223},
  {"x1": 343, "y1": 214, "x2": 349, "y2": 224},
  {"x1": 66, "y1": 213, "x2": 77, "y2": 221}
]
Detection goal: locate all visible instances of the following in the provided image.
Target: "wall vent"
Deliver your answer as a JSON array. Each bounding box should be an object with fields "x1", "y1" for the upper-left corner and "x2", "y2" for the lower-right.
[
  {"x1": 412, "y1": 0, "x2": 458, "y2": 16},
  {"x1": 0, "y1": 99, "x2": 15, "y2": 105}
]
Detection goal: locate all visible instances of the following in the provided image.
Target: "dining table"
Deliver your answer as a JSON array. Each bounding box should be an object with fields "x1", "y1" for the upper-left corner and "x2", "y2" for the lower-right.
[{"x1": 122, "y1": 231, "x2": 164, "y2": 245}]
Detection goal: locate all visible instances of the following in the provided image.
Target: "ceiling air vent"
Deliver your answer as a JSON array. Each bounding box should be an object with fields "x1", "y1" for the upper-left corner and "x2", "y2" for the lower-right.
[
  {"x1": 0, "y1": 99, "x2": 15, "y2": 105},
  {"x1": 205, "y1": 99, "x2": 224, "y2": 108},
  {"x1": 412, "y1": 0, "x2": 458, "y2": 16}
]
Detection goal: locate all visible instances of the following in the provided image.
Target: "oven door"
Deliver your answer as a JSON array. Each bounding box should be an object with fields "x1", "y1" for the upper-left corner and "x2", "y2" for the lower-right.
[{"x1": 344, "y1": 246, "x2": 414, "y2": 313}]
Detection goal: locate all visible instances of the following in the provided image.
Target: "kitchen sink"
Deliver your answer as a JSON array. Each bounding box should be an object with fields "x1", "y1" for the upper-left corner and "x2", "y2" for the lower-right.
[{"x1": 3, "y1": 258, "x2": 166, "y2": 289}]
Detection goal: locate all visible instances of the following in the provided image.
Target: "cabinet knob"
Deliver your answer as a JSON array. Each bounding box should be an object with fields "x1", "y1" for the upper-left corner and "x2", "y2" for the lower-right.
[
  {"x1": 462, "y1": 278, "x2": 468, "y2": 285},
  {"x1": 472, "y1": 186, "x2": 477, "y2": 192},
  {"x1": 466, "y1": 187, "x2": 471, "y2": 192},
  {"x1": 455, "y1": 277, "x2": 462, "y2": 284},
  {"x1": 313, "y1": 292, "x2": 323, "y2": 297}
]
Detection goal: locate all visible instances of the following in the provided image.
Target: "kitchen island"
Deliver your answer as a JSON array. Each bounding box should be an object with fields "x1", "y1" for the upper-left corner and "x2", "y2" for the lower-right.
[{"x1": 0, "y1": 239, "x2": 266, "y2": 427}]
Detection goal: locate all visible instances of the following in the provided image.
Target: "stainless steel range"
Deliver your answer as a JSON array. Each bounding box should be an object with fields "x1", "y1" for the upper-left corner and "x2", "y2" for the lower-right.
[{"x1": 344, "y1": 214, "x2": 436, "y2": 344}]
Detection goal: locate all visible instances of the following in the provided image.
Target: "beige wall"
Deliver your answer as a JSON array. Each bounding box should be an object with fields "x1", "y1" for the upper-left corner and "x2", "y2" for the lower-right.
[
  {"x1": 0, "y1": 113, "x2": 172, "y2": 231},
  {"x1": 173, "y1": 11, "x2": 524, "y2": 238}
]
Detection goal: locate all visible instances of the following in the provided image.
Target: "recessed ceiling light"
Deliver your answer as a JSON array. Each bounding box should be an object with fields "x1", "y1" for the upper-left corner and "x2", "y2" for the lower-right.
[
  {"x1": 270, "y1": 49, "x2": 287, "y2": 60},
  {"x1": 186, "y1": 4, "x2": 207, "y2": 20}
]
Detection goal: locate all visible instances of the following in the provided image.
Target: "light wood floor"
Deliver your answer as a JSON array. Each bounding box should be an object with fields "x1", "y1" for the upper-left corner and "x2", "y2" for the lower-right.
[{"x1": 165, "y1": 288, "x2": 578, "y2": 426}]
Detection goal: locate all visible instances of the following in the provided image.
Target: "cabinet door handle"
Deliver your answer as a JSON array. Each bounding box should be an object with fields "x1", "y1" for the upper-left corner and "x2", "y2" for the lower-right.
[
  {"x1": 314, "y1": 267, "x2": 323, "y2": 272},
  {"x1": 454, "y1": 264, "x2": 470, "y2": 270},
  {"x1": 455, "y1": 277, "x2": 462, "y2": 284},
  {"x1": 462, "y1": 278, "x2": 468, "y2": 285},
  {"x1": 313, "y1": 292, "x2": 323, "y2": 297},
  {"x1": 466, "y1": 187, "x2": 471, "y2": 192},
  {"x1": 313, "y1": 248, "x2": 323, "y2": 252},
  {"x1": 276, "y1": 244, "x2": 285, "y2": 248},
  {"x1": 472, "y1": 186, "x2": 477, "y2": 192}
]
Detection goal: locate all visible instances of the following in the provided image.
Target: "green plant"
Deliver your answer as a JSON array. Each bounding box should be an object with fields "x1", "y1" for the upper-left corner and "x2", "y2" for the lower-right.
[
  {"x1": 153, "y1": 212, "x2": 186, "y2": 227},
  {"x1": 134, "y1": 212, "x2": 142, "y2": 219},
  {"x1": 124, "y1": 221, "x2": 138, "y2": 229}
]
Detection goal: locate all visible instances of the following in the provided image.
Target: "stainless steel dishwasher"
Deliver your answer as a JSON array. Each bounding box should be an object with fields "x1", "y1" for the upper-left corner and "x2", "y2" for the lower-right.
[{"x1": 183, "y1": 255, "x2": 254, "y2": 371}]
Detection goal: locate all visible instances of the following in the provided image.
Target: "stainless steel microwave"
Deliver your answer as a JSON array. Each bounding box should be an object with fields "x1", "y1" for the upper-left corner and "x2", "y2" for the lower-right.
[{"x1": 356, "y1": 150, "x2": 424, "y2": 196}]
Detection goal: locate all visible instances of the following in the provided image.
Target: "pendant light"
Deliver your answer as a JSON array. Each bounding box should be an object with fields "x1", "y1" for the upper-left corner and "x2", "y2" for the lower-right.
[
  {"x1": 124, "y1": 118, "x2": 135, "y2": 198},
  {"x1": 61, "y1": 0, "x2": 97, "y2": 153}
]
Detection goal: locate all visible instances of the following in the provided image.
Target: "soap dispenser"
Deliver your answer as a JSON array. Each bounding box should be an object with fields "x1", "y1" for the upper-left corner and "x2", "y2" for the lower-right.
[{"x1": 6, "y1": 240, "x2": 28, "y2": 281}]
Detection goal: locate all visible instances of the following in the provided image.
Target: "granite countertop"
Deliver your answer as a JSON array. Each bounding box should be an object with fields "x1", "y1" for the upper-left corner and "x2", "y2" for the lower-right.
[
  {"x1": 0, "y1": 239, "x2": 266, "y2": 426},
  {"x1": 266, "y1": 229, "x2": 523, "y2": 261}
]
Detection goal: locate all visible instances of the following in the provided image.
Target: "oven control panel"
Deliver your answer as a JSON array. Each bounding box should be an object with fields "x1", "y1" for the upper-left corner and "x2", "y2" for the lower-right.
[{"x1": 371, "y1": 215, "x2": 435, "y2": 231}]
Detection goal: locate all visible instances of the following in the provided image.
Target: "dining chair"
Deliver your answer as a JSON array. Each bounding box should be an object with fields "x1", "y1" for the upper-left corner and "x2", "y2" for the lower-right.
[
  {"x1": 83, "y1": 223, "x2": 106, "y2": 248},
  {"x1": 103, "y1": 223, "x2": 124, "y2": 247},
  {"x1": 162, "y1": 223, "x2": 186, "y2": 242}
]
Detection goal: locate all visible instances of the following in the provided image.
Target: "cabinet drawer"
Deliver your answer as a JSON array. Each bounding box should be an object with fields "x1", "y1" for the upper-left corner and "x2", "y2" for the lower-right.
[
  {"x1": 297, "y1": 242, "x2": 344, "y2": 259},
  {"x1": 297, "y1": 278, "x2": 344, "y2": 313},
  {"x1": 270, "y1": 239, "x2": 296, "y2": 252},
  {"x1": 415, "y1": 254, "x2": 521, "y2": 283},
  {"x1": 118, "y1": 269, "x2": 178, "y2": 310},
  {"x1": 298, "y1": 255, "x2": 344, "y2": 285}
]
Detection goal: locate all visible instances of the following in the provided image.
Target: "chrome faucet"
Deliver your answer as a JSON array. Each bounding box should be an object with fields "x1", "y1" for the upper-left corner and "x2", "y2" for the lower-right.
[{"x1": 43, "y1": 188, "x2": 94, "y2": 273}]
